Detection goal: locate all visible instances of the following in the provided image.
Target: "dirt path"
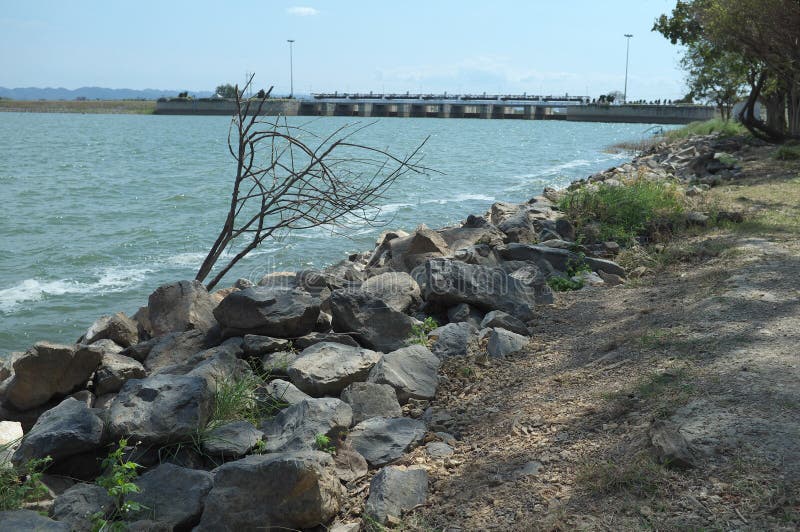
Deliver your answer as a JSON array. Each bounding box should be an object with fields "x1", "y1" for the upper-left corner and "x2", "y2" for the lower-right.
[{"x1": 405, "y1": 146, "x2": 800, "y2": 531}]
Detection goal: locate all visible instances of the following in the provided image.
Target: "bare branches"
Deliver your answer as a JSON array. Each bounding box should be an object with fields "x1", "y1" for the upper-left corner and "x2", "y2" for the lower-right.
[{"x1": 196, "y1": 75, "x2": 429, "y2": 290}]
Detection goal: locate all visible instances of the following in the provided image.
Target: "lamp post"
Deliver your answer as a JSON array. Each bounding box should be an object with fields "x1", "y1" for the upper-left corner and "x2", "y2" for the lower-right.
[
  {"x1": 287, "y1": 39, "x2": 295, "y2": 98},
  {"x1": 623, "y1": 34, "x2": 633, "y2": 104}
]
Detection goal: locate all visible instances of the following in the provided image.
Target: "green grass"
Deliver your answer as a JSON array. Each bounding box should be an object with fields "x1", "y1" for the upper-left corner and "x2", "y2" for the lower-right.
[
  {"x1": 774, "y1": 143, "x2": 800, "y2": 161},
  {"x1": 210, "y1": 373, "x2": 285, "y2": 427},
  {"x1": 664, "y1": 118, "x2": 747, "y2": 140},
  {"x1": 0, "y1": 454, "x2": 52, "y2": 511},
  {"x1": 547, "y1": 275, "x2": 584, "y2": 291},
  {"x1": 559, "y1": 178, "x2": 686, "y2": 244},
  {"x1": 409, "y1": 316, "x2": 439, "y2": 346},
  {"x1": 0, "y1": 99, "x2": 156, "y2": 115}
]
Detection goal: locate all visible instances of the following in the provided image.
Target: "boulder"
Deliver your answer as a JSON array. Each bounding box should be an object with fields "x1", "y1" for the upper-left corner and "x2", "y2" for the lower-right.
[
  {"x1": 5, "y1": 342, "x2": 101, "y2": 410},
  {"x1": 365, "y1": 466, "x2": 428, "y2": 525},
  {"x1": 340, "y1": 382, "x2": 402, "y2": 424},
  {"x1": 265, "y1": 379, "x2": 312, "y2": 406},
  {"x1": 509, "y1": 264, "x2": 554, "y2": 305},
  {"x1": 201, "y1": 421, "x2": 263, "y2": 459},
  {"x1": 195, "y1": 452, "x2": 343, "y2": 531},
  {"x1": 447, "y1": 303, "x2": 484, "y2": 329},
  {"x1": 348, "y1": 417, "x2": 427, "y2": 468},
  {"x1": 127, "y1": 463, "x2": 214, "y2": 529},
  {"x1": 329, "y1": 290, "x2": 418, "y2": 352},
  {"x1": 555, "y1": 218, "x2": 576, "y2": 241},
  {"x1": 292, "y1": 332, "x2": 360, "y2": 350},
  {"x1": 213, "y1": 286, "x2": 320, "y2": 338},
  {"x1": 142, "y1": 329, "x2": 208, "y2": 372},
  {"x1": 52, "y1": 483, "x2": 113, "y2": 532},
  {"x1": 498, "y1": 243, "x2": 575, "y2": 272},
  {"x1": 480, "y1": 310, "x2": 529, "y2": 336},
  {"x1": 438, "y1": 223, "x2": 505, "y2": 251},
  {"x1": 486, "y1": 328, "x2": 529, "y2": 358},
  {"x1": 261, "y1": 398, "x2": 352, "y2": 453},
  {"x1": 423, "y1": 259, "x2": 536, "y2": 321},
  {"x1": 94, "y1": 353, "x2": 146, "y2": 396},
  {"x1": 360, "y1": 272, "x2": 421, "y2": 312},
  {"x1": 241, "y1": 334, "x2": 291, "y2": 356},
  {"x1": 333, "y1": 443, "x2": 369, "y2": 483},
  {"x1": 428, "y1": 322, "x2": 476, "y2": 359},
  {"x1": 387, "y1": 228, "x2": 450, "y2": 272},
  {"x1": 497, "y1": 210, "x2": 537, "y2": 244},
  {"x1": 288, "y1": 342, "x2": 381, "y2": 396},
  {"x1": 147, "y1": 280, "x2": 218, "y2": 337},
  {"x1": 108, "y1": 374, "x2": 213, "y2": 445},
  {"x1": 12, "y1": 398, "x2": 104, "y2": 464},
  {"x1": 83, "y1": 312, "x2": 139, "y2": 348},
  {"x1": 185, "y1": 346, "x2": 250, "y2": 392},
  {"x1": 584, "y1": 257, "x2": 627, "y2": 278},
  {"x1": 368, "y1": 345, "x2": 440, "y2": 404},
  {"x1": 0, "y1": 510, "x2": 69, "y2": 531}
]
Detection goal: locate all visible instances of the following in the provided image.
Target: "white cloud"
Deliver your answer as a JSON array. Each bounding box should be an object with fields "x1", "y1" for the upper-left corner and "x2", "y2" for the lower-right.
[{"x1": 286, "y1": 6, "x2": 319, "y2": 16}]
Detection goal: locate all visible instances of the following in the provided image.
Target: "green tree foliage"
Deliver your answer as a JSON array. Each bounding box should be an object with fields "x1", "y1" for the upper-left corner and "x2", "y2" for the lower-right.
[
  {"x1": 654, "y1": 0, "x2": 800, "y2": 141},
  {"x1": 215, "y1": 84, "x2": 238, "y2": 99}
]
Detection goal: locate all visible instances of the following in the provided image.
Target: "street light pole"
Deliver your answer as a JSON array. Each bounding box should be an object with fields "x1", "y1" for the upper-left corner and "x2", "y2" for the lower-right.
[
  {"x1": 623, "y1": 34, "x2": 633, "y2": 104},
  {"x1": 287, "y1": 39, "x2": 295, "y2": 98}
]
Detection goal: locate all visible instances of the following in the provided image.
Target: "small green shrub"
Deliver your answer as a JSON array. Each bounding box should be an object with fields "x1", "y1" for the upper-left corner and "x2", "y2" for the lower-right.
[
  {"x1": 665, "y1": 118, "x2": 747, "y2": 140},
  {"x1": 547, "y1": 276, "x2": 584, "y2": 292},
  {"x1": 409, "y1": 316, "x2": 439, "y2": 346},
  {"x1": 0, "y1": 455, "x2": 52, "y2": 511},
  {"x1": 774, "y1": 144, "x2": 800, "y2": 161},
  {"x1": 92, "y1": 439, "x2": 144, "y2": 531},
  {"x1": 559, "y1": 178, "x2": 685, "y2": 244},
  {"x1": 314, "y1": 434, "x2": 336, "y2": 454}
]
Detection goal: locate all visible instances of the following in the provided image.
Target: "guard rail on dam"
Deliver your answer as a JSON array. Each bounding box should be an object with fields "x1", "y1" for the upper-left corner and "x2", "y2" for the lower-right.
[{"x1": 155, "y1": 96, "x2": 714, "y2": 124}]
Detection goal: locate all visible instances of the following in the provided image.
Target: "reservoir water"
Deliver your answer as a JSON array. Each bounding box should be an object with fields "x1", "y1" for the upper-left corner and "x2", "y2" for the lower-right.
[{"x1": 0, "y1": 112, "x2": 661, "y2": 355}]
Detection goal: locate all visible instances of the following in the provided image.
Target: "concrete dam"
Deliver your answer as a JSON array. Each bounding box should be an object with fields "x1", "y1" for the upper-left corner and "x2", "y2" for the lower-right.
[{"x1": 155, "y1": 94, "x2": 714, "y2": 124}]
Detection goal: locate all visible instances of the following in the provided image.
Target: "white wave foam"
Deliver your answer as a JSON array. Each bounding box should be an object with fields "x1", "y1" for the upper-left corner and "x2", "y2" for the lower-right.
[
  {"x1": 0, "y1": 267, "x2": 151, "y2": 313},
  {"x1": 421, "y1": 193, "x2": 495, "y2": 205},
  {"x1": 166, "y1": 252, "x2": 208, "y2": 267},
  {"x1": 379, "y1": 202, "x2": 413, "y2": 215}
]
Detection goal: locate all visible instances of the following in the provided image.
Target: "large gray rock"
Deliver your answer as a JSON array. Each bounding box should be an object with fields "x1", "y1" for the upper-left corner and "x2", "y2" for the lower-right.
[
  {"x1": 52, "y1": 483, "x2": 113, "y2": 532},
  {"x1": 288, "y1": 342, "x2": 381, "y2": 396},
  {"x1": 147, "y1": 280, "x2": 218, "y2": 337},
  {"x1": 368, "y1": 345, "x2": 440, "y2": 404},
  {"x1": 83, "y1": 312, "x2": 139, "y2": 348},
  {"x1": 447, "y1": 303, "x2": 484, "y2": 329},
  {"x1": 108, "y1": 374, "x2": 212, "y2": 445},
  {"x1": 142, "y1": 329, "x2": 207, "y2": 372},
  {"x1": 361, "y1": 272, "x2": 421, "y2": 313},
  {"x1": 486, "y1": 328, "x2": 529, "y2": 358},
  {"x1": 261, "y1": 398, "x2": 352, "y2": 453},
  {"x1": 213, "y1": 286, "x2": 320, "y2": 338},
  {"x1": 195, "y1": 451, "x2": 343, "y2": 531},
  {"x1": 498, "y1": 243, "x2": 574, "y2": 272},
  {"x1": 348, "y1": 417, "x2": 427, "y2": 468},
  {"x1": 340, "y1": 382, "x2": 402, "y2": 424},
  {"x1": 365, "y1": 466, "x2": 428, "y2": 525},
  {"x1": 428, "y1": 322, "x2": 476, "y2": 359},
  {"x1": 423, "y1": 259, "x2": 536, "y2": 321},
  {"x1": 241, "y1": 334, "x2": 291, "y2": 356},
  {"x1": 292, "y1": 332, "x2": 360, "y2": 350},
  {"x1": 509, "y1": 263, "x2": 554, "y2": 305},
  {"x1": 265, "y1": 378, "x2": 312, "y2": 405},
  {"x1": 94, "y1": 353, "x2": 146, "y2": 396},
  {"x1": 585, "y1": 256, "x2": 627, "y2": 278},
  {"x1": 12, "y1": 398, "x2": 104, "y2": 464},
  {"x1": 388, "y1": 228, "x2": 450, "y2": 271},
  {"x1": 201, "y1": 421, "x2": 263, "y2": 459},
  {"x1": 0, "y1": 510, "x2": 69, "y2": 531},
  {"x1": 480, "y1": 310, "x2": 529, "y2": 336},
  {"x1": 329, "y1": 290, "x2": 418, "y2": 352},
  {"x1": 5, "y1": 342, "x2": 101, "y2": 410},
  {"x1": 127, "y1": 463, "x2": 214, "y2": 529}
]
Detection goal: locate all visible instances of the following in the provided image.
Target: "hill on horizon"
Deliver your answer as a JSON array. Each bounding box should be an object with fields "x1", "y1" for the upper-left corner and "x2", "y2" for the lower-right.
[{"x1": 0, "y1": 86, "x2": 216, "y2": 100}]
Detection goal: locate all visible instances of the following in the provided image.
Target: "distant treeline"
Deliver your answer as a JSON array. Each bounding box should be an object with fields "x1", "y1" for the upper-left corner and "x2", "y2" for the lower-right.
[{"x1": 0, "y1": 87, "x2": 214, "y2": 101}]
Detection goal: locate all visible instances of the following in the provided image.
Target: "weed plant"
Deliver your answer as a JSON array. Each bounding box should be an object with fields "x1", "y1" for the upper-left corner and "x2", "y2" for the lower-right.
[
  {"x1": 559, "y1": 177, "x2": 685, "y2": 244},
  {"x1": 664, "y1": 118, "x2": 747, "y2": 140},
  {"x1": 0, "y1": 452, "x2": 51, "y2": 511}
]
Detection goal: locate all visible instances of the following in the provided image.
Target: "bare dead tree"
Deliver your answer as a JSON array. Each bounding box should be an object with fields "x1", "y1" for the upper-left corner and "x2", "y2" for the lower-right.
[{"x1": 196, "y1": 76, "x2": 428, "y2": 290}]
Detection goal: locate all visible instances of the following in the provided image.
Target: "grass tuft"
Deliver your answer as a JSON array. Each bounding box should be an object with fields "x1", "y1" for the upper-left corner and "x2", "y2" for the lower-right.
[
  {"x1": 664, "y1": 118, "x2": 747, "y2": 140},
  {"x1": 576, "y1": 452, "x2": 669, "y2": 497}
]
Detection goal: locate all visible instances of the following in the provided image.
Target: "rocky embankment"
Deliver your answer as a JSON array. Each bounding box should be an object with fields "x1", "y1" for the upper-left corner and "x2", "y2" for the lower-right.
[{"x1": 0, "y1": 133, "x2": 747, "y2": 530}]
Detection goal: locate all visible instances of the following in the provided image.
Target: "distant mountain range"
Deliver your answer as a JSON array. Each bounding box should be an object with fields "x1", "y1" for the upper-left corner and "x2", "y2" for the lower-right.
[{"x1": 0, "y1": 86, "x2": 216, "y2": 100}]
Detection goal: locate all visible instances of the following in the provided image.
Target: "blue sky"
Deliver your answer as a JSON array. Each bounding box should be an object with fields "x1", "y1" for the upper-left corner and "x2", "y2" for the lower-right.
[{"x1": 1, "y1": 0, "x2": 687, "y2": 100}]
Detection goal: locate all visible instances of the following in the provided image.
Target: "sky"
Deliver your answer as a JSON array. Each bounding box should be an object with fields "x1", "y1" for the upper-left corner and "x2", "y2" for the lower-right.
[{"x1": 0, "y1": 0, "x2": 688, "y2": 100}]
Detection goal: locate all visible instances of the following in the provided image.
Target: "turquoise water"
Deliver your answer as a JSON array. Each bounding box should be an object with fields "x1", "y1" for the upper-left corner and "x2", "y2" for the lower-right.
[{"x1": 0, "y1": 112, "x2": 659, "y2": 355}]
